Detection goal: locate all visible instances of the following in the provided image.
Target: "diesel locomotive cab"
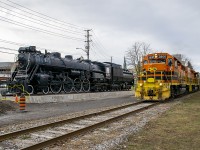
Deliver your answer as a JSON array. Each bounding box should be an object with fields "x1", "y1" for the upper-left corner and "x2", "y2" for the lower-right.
[{"x1": 135, "y1": 52, "x2": 200, "y2": 101}]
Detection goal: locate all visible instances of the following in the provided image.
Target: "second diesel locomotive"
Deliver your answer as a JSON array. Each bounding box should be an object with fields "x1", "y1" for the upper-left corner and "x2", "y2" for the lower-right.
[
  {"x1": 8, "y1": 46, "x2": 133, "y2": 94},
  {"x1": 135, "y1": 53, "x2": 200, "y2": 101}
]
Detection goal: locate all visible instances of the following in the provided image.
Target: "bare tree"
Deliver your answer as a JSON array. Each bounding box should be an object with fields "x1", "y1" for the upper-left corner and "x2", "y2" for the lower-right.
[
  {"x1": 173, "y1": 54, "x2": 193, "y2": 69},
  {"x1": 126, "y1": 42, "x2": 151, "y2": 77}
]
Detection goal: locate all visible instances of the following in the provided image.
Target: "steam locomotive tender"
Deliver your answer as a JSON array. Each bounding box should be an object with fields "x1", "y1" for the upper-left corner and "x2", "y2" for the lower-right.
[{"x1": 8, "y1": 46, "x2": 133, "y2": 94}]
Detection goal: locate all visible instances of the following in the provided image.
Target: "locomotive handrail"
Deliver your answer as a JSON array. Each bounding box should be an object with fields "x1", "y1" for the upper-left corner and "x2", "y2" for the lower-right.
[
  {"x1": 6, "y1": 84, "x2": 30, "y2": 102},
  {"x1": 170, "y1": 67, "x2": 173, "y2": 86},
  {"x1": 29, "y1": 64, "x2": 39, "y2": 81},
  {"x1": 25, "y1": 53, "x2": 31, "y2": 76},
  {"x1": 10, "y1": 62, "x2": 18, "y2": 81}
]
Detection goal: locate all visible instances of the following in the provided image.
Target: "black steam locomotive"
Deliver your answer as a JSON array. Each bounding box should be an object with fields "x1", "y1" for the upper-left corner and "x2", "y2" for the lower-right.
[{"x1": 8, "y1": 46, "x2": 133, "y2": 94}]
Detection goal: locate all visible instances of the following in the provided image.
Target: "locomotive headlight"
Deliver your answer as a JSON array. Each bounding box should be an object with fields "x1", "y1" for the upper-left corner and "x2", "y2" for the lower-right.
[
  {"x1": 159, "y1": 83, "x2": 163, "y2": 86},
  {"x1": 140, "y1": 83, "x2": 143, "y2": 87},
  {"x1": 155, "y1": 53, "x2": 158, "y2": 58}
]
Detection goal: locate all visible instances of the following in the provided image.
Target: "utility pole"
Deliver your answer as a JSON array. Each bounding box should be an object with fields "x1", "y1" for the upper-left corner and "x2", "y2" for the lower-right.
[
  {"x1": 111, "y1": 56, "x2": 112, "y2": 63},
  {"x1": 85, "y1": 29, "x2": 92, "y2": 59}
]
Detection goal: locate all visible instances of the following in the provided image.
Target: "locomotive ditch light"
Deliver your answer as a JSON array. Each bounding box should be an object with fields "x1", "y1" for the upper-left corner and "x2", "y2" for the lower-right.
[
  {"x1": 159, "y1": 83, "x2": 163, "y2": 86},
  {"x1": 139, "y1": 83, "x2": 143, "y2": 86}
]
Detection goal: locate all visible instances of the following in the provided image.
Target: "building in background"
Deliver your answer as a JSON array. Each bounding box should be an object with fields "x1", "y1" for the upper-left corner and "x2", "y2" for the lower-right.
[{"x1": 0, "y1": 62, "x2": 13, "y2": 85}]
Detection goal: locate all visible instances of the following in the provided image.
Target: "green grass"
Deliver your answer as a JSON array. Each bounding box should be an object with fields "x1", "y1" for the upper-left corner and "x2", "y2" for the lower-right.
[{"x1": 123, "y1": 91, "x2": 200, "y2": 150}]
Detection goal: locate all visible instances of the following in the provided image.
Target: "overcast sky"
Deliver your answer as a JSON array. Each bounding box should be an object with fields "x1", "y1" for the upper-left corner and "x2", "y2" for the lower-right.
[{"x1": 0, "y1": 0, "x2": 200, "y2": 71}]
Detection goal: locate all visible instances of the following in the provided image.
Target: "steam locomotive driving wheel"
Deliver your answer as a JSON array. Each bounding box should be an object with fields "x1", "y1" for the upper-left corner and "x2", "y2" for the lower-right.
[
  {"x1": 50, "y1": 77, "x2": 62, "y2": 94},
  {"x1": 74, "y1": 78, "x2": 82, "y2": 92},
  {"x1": 82, "y1": 79, "x2": 90, "y2": 92},
  {"x1": 27, "y1": 85, "x2": 34, "y2": 94},
  {"x1": 63, "y1": 77, "x2": 73, "y2": 93},
  {"x1": 42, "y1": 86, "x2": 49, "y2": 94}
]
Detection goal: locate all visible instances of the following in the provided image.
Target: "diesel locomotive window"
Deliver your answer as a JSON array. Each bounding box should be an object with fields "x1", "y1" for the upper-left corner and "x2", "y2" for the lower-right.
[
  {"x1": 168, "y1": 58, "x2": 173, "y2": 66},
  {"x1": 158, "y1": 59, "x2": 166, "y2": 64},
  {"x1": 143, "y1": 60, "x2": 148, "y2": 64},
  {"x1": 148, "y1": 55, "x2": 166, "y2": 59},
  {"x1": 149, "y1": 59, "x2": 166, "y2": 64}
]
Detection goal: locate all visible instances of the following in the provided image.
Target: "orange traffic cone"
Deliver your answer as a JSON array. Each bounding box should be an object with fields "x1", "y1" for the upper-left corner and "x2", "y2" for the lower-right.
[
  {"x1": 15, "y1": 94, "x2": 18, "y2": 103},
  {"x1": 19, "y1": 94, "x2": 26, "y2": 111}
]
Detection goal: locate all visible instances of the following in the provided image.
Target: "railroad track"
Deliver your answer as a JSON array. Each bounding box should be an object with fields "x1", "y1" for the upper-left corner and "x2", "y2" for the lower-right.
[{"x1": 0, "y1": 101, "x2": 159, "y2": 150}]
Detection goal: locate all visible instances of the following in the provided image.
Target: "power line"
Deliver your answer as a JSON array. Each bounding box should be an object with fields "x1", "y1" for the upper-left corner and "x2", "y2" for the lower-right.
[
  {"x1": 0, "y1": 46, "x2": 18, "y2": 54},
  {"x1": 91, "y1": 30, "x2": 123, "y2": 60},
  {"x1": 0, "y1": 38, "x2": 64, "y2": 54},
  {"x1": 91, "y1": 43, "x2": 110, "y2": 59},
  {"x1": 0, "y1": 38, "x2": 85, "y2": 56},
  {"x1": 0, "y1": 16, "x2": 85, "y2": 41},
  {"x1": 90, "y1": 30, "x2": 122, "y2": 60},
  {"x1": 90, "y1": 44, "x2": 110, "y2": 60},
  {"x1": 0, "y1": 50, "x2": 16, "y2": 54},
  {"x1": 91, "y1": 41, "x2": 123, "y2": 61},
  {"x1": 0, "y1": 38, "x2": 25, "y2": 47},
  {"x1": 0, "y1": 0, "x2": 94, "y2": 56},
  {"x1": 91, "y1": 30, "x2": 111, "y2": 56},
  {"x1": 0, "y1": 1, "x2": 121, "y2": 61},
  {"x1": 0, "y1": 46, "x2": 18, "y2": 51},
  {"x1": 0, "y1": 6, "x2": 85, "y2": 36},
  {"x1": 4, "y1": 0, "x2": 87, "y2": 31}
]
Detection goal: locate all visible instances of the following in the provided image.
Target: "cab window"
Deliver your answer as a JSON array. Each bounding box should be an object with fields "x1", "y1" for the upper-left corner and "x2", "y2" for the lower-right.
[
  {"x1": 143, "y1": 60, "x2": 148, "y2": 64},
  {"x1": 168, "y1": 58, "x2": 173, "y2": 66},
  {"x1": 149, "y1": 59, "x2": 166, "y2": 63}
]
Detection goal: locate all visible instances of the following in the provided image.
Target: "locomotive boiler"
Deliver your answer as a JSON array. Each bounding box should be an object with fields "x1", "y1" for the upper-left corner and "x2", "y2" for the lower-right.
[{"x1": 8, "y1": 46, "x2": 133, "y2": 94}]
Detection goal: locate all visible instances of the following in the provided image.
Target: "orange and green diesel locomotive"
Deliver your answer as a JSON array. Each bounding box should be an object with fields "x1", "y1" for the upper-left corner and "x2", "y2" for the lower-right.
[{"x1": 135, "y1": 53, "x2": 200, "y2": 101}]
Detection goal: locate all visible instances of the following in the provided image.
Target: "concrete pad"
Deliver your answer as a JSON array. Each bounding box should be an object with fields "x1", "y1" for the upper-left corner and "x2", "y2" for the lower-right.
[{"x1": 1, "y1": 91, "x2": 135, "y2": 103}]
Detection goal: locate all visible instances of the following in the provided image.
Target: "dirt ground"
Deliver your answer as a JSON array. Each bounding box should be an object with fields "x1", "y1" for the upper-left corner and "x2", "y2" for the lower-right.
[{"x1": 0, "y1": 101, "x2": 18, "y2": 114}]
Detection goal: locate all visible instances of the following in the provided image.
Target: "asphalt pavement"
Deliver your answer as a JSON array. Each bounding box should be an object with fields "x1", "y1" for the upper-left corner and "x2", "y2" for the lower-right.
[{"x1": 0, "y1": 95, "x2": 137, "y2": 127}]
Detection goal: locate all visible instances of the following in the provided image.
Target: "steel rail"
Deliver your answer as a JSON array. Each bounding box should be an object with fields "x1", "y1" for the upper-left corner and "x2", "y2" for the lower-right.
[
  {"x1": 0, "y1": 101, "x2": 143, "y2": 142},
  {"x1": 21, "y1": 102, "x2": 159, "y2": 150}
]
